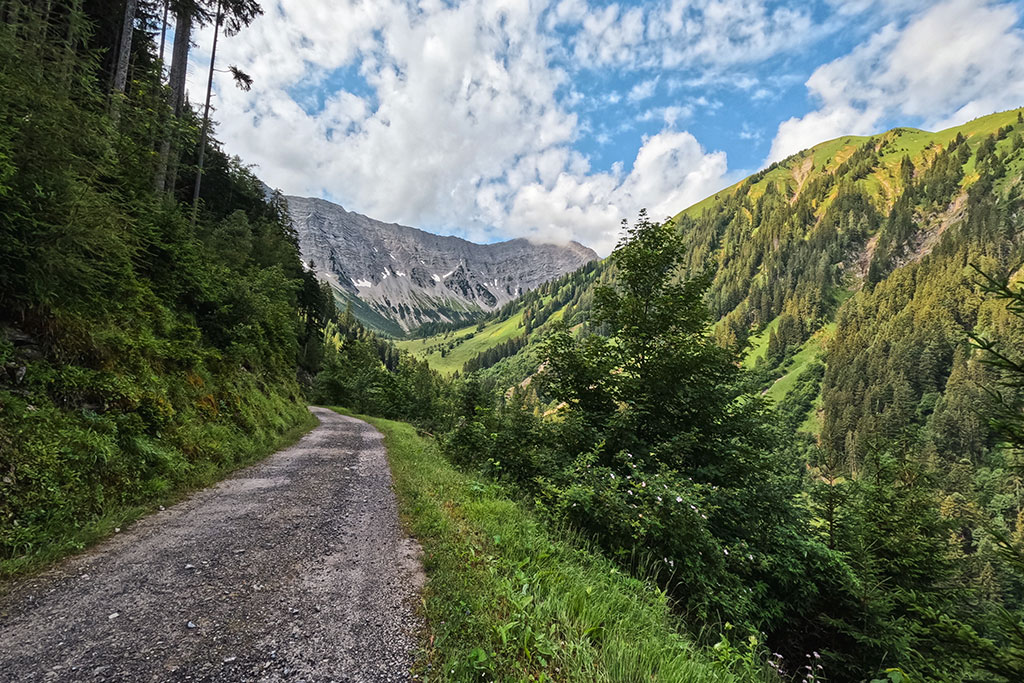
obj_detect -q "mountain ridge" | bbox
[287,195,597,335]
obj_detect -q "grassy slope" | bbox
[342,409,762,682]
[396,310,528,376]
[764,325,833,404]
[680,108,1024,221]
[741,317,781,369]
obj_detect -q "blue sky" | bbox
[191,0,1024,255]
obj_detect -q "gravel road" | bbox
[0,407,424,682]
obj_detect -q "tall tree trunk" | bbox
[110,0,138,123]
[191,0,222,225]
[154,7,192,194]
[158,0,168,68]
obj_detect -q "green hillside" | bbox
[405,108,1024,411]
[0,2,334,574]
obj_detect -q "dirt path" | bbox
[0,408,424,682]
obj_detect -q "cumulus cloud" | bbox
[501,131,730,254]
[768,0,1024,161]
[187,0,737,256]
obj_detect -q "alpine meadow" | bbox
[2,2,1024,683]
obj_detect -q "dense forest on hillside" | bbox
[0,0,349,572]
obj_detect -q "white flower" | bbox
[656,496,662,502]
[628,490,633,495]
[610,473,615,479]
[676,496,683,503]
[641,482,646,487]
[724,548,729,555]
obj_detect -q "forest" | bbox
[0,0,342,568]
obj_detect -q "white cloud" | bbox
[187,0,732,257]
[565,0,818,70]
[768,0,1024,161]
[502,131,731,254]
[627,77,659,103]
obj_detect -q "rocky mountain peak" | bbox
[286,196,598,334]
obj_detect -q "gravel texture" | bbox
[0,408,425,682]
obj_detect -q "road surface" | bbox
[0,408,424,682]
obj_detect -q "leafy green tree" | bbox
[539,212,845,652]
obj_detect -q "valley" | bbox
[4,1,1024,681]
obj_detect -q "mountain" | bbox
[401,108,1024,432]
[286,196,597,335]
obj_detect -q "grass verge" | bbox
[335,409,756,683]
[0,407,317,580]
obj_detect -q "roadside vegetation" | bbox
[0,2,331,575]
[344,411,770,683]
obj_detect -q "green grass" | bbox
[742,317,780,369]
[801,394,824,435]
[0,405,317,580]
[675,107,1024,222]
[764,324,833,404]
[340,409,765,683]
[397,311,528,375]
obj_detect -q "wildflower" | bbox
[773,653,783,659]
[813,652,820,659]
[724,548,729,555]
[628,490,633,495]
[610,473,615,479]
[656,496,662,502]
[689,504,697,511]
[701,514,707,519]
[641,482,646,487]
[676,496,683,502]
[748,554,753,561]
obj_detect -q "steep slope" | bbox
[287,196,597,335]
[403,108,1024,419]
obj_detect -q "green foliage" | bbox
[0,1,326,571]
[351,410,766,683]
[442,213,856,675]
[314,308,449,431]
